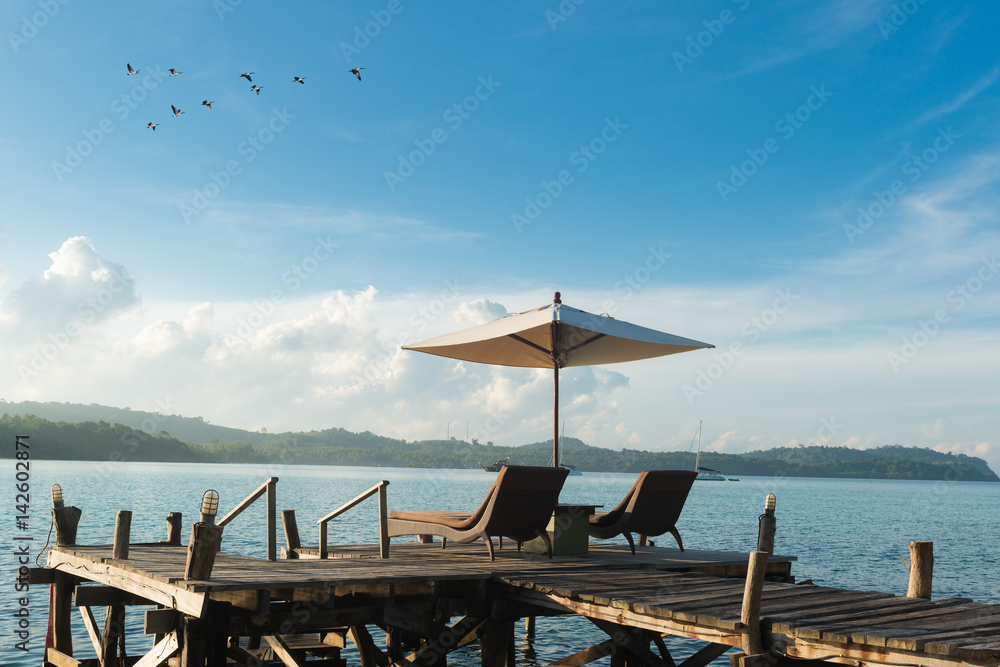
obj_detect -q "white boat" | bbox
[691,421,727,481]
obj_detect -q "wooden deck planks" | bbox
[44,543,1000,667]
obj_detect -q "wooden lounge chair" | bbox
[588,470,697,554]
[386,465,569,560]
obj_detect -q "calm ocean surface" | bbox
[3,460,998,666]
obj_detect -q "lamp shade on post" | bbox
[757,493,777,554]
[186,490,224,581]
[51,484,82,546]
[200,490,220,524]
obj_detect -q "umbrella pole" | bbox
[553,364,559,468]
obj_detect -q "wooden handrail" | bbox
[318,480,389,559]
[217,477,279,561]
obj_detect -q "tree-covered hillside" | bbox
[1,404,996,482]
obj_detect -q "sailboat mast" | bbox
[694,420,702,473]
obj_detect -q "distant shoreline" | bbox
[25,458,1000,483]
[3,403,997,483]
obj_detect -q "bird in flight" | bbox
[240,72,254,82]
[202,100,214,110]
[171,105,184,116]
[169,69,183,76]
[127,63,140,75]
[251,85,262,95]
[350,67,365,81]
[147,122,159,131]
[293,76,306,84]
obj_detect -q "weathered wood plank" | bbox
[77,606,102,658]
[144,608,178,635]
[47,548,205,617]
[132,631,179,667]
[45,647,82,667]
[264,634,308,667]
[38,539,1000,667]
[347,625,390,667]
[850,600,994,647]
[74,585,157,608]
[676,642,730,667]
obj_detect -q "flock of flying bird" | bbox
[129,63,367,131]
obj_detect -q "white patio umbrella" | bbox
[402,293,714,467]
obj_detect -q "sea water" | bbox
[2,461,998,666]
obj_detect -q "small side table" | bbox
[523,503,602,556]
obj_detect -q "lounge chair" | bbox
[386,465,569,560]
[588,470,697,554]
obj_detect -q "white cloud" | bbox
[0,236,140,339]
[450,298,508,326]
[0,236,997,477]
[933,441,993,461]
[739,0,893,73]
[909,66,1000,130]
[708,430,743,453]
[196,201,481,245]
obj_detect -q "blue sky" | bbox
[2,1,999,471]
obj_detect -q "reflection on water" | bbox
[2,461,998,666]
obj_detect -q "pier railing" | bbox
[217,476,279,560]
[317,480,390,559]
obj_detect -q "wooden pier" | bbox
[34,480,1000,667]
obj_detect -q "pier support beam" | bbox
[283,509,301,559]
[590,619,673,667]
[740,551,769,656]
[53,505,82,546]
[51,570,78,657]
[480,617,514,667]
[184,523,224,581]
[101,603,126,667]
[180,616,206,667]
[906,541,933,599]
[165,512,183,545]
[113,510,132,560]
[205,601,231,666]
[348,625,388,667]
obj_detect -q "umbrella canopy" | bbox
[403,293,714,466]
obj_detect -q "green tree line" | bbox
[2,413,996,482]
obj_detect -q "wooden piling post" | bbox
[282,509,301,559]
[184,523,224,580]
[740,550,769,655]
[101,604,126,666]
[266,478,277,561]
[180,616,206,667]
[165,512,183,545]
[481,602,516,667]
[113,510,132,560]
[906,541,934,599]
[51,571,76,656]
[53,506,82,546]
[386,626,404,662]
[525,616,536,639]
[379,481,390,559]
[205,601,231,666]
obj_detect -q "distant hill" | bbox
[0,399,271,445]
[1,400,996,482]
